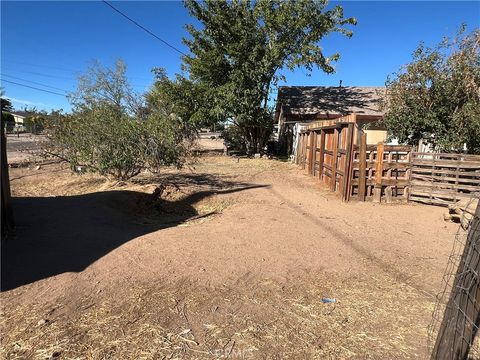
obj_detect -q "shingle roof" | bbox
[11,111,29,118]
[275,86,385,119]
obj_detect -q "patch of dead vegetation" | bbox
[1,272,433,360]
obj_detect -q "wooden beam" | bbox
[331,127,339,192]
[318,129,325,181]
[373,142,384,203]
[358,132,367,201]
[307,132,314,174]
[342,123,355,201]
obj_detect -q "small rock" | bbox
[254,153,261,159]
[37,319,49,326]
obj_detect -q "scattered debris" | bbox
[443,199,478,230]
[321,298,336,304]
[37,319,49,326]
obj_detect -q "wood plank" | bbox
[410,181,480,192]
[409,189,473,200]
[367,161,410,170]
[358,133,367,201]
[307,132,314,175]
[411,174,480,184]
[351,178,409,187]
[412,159,480,169]
[318,130,325,181]
[342,123,354,201]
[411,167,480,176]
[373,142,384,202]
[408,195,453,206]
[412,152,480,161]
[331,127,339,192]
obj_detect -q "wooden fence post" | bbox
[432,201,480,359]
[373,142,384,203]
[331,127,339,192]
[358,132,367,201]
[307,131,314,175]
[318,129,325,181]
[342,123,355,202]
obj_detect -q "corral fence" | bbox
[297,118,355,201]
[296,115,480,358]
[296,119,480,205]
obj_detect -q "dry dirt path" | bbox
[1,156,458,359]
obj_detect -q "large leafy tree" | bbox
[382,27,480,154]
[179,0,356,153]
[147,68,213,138]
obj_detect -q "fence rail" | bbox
[350,136,411,202]
[296,126,480,205]
[410,153,480,206]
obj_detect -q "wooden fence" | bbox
[298,122,354,201]
[350,134,411,202]
[409,153,480,206]
[297,126,480,205]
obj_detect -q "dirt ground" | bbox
[1,154,458,359]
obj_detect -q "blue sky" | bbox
[1,1,479,112]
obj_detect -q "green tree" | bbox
[46,60,189,180]
[1,93,13,113]
[1,90,15,131]
[147,68,214,138]
[178,0,355,153]
[382,27,480,153]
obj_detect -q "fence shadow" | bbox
[1,178,267,291]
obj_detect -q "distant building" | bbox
[10,112,28,126]
[274,86,387,155]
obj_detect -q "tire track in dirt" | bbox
[254,180,435,299]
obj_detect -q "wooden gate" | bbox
[350,136,412,202]
[299,123,354,200]
[409,152,480,206]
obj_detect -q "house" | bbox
[10,112,28,126]
[274,86,388,155]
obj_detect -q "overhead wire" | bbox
[101,0,187,56]
[1,73,70,93]
[1,79,68,97]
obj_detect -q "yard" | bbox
[1,154,458,359]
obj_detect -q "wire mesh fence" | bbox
[429,192,480,359]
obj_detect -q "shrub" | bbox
[45,60,190,180]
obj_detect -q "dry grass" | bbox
[2,156,445,359]
[1,272,433,359]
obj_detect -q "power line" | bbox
[1,79,67,97]
[3,60,153,82]
[1,59,77,73]
[102,0,187,56]
[1,73,70,93]
[2,68,75,80]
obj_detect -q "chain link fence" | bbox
[429,192,480,359]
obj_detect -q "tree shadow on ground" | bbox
[1,174,267,291]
